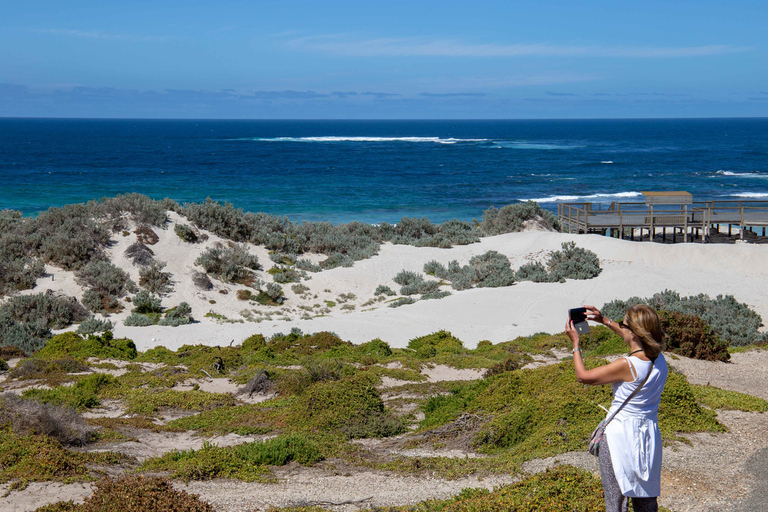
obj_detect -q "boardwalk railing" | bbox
[558,200,768,242]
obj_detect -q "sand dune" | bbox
[17,210,766,351]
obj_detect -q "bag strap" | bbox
[603,356,656,427]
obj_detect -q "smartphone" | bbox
[569,307,591,335]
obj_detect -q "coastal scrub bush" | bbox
[421,290,452,300]
[408,330,466,359]
[546,242,601,281]
[469,251,516,288]
[132,290,163,314]
[0,291,88,331]
[37,475,215,512]
[0,310,48,354]
[0,393,96,446]
[76,260,137,298]
[75,316,112,335]
[195,242,260,284]
[22,373,116,411]
[602,290,767,347]
[515,261,552,282]
[423,465,605,512]
[141,435,323,482]
[266,282,284,304]
[388,297,415,308]
[30,204,111,270]
[659,311,730,362]
[288,374,392,437]
[269,265,302,284]
[479,200,560,235]
[124,242,154,266]
[139,260,173,294]
[158,302,193,326]
[427,251,515,290]
[36,331,137,360]
[81,290,122,315]
[174,223,199,243]
[124,313,155,327]
[95,193,168,228]
[393,270,423,286]
[0,232,45,295]
[374,285,395,296]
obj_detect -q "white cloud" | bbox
[285,34,749,58]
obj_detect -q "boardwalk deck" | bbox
[558,199,768,242]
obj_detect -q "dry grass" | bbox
[0,393,96,446]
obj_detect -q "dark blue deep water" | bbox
[1,118,767,224]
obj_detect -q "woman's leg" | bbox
[631,497,658,512]
[599,436,628,512]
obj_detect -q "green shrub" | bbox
[0,230,45,295]
[278,359,354,396]
[81,289,122,314]
[124,313,155,327]
[479,201,560,235]
[429,465,604,512]
[374,285,395,296]
[75,260,137,297]
[76,317,114,335]
[139,261,173,295]
[123,389,236,415]
[408,330,466,357]
[603,290,767,347]
[546,241,601,281]
[0,427,94,482]
[388,297,416,308]
[195,242,259,284]
[174,223,199,243]
[158,302,193,327]
[141,435,323,482]
[515,261,551,282]
[30,204,110,270]
[421,290,452,300]
[288,374,387,435]
[0,292,88,331]
[132,290,163,314]
[356,338,393,358]
[0,309,48,354]
[660,311,730,362]
[39,475,214,512]
[36,331,137,360]
[22,373,116,411]
[95,193,168,228]
[469,250,515,288]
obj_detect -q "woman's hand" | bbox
[565,319,580,347]
[584,305,605,324]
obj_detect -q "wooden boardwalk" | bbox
[558,199,768,242]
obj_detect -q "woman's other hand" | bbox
[584,305,605,324]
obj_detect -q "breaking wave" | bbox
[521,192,643,203]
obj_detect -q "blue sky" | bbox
[2,0,767,118]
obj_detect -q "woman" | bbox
[566,304,668,512]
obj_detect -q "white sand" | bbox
[14,212,767,351]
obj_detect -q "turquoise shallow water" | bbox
[1,118,767,223]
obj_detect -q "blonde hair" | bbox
[625,304,666,359]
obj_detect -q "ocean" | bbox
[1,118,767,224]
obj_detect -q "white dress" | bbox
[604,354,668,497]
